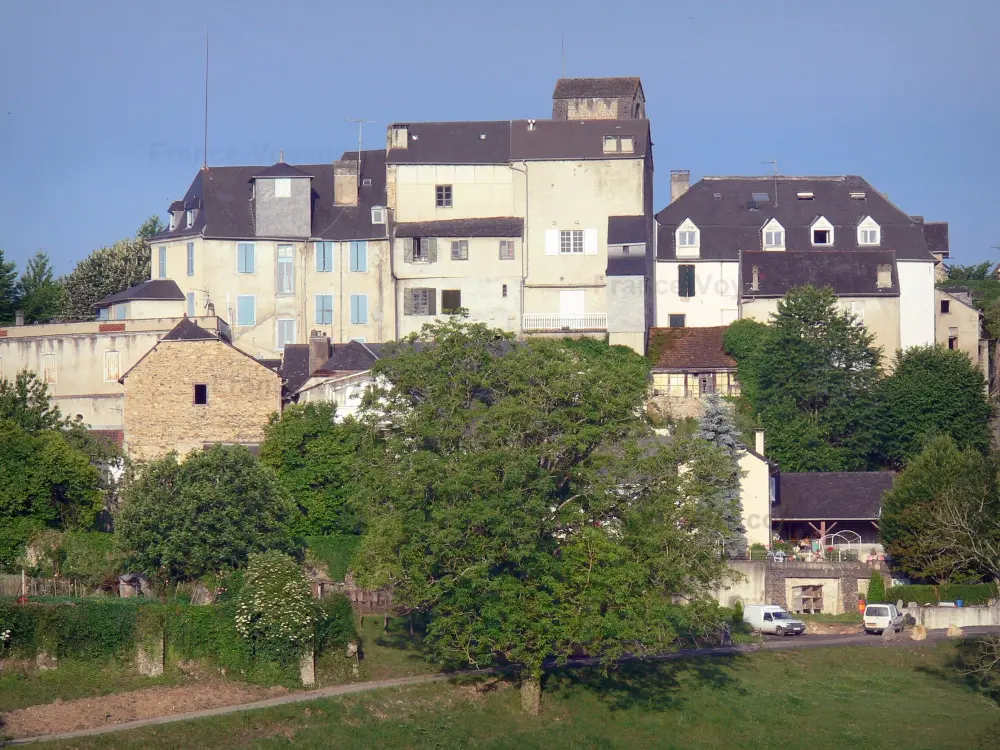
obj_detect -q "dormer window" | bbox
[675,219,700,259]
[858,216,881,246]
[811,216,834,246]
[169,213,178,231]
[274,178,291,198]
[186,209,195,229]
[762,218,785,251]
[371,206,386,225]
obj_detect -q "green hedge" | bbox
[886,583,999,606]
[0,599,139,660]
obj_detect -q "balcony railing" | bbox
[522,313,608,331]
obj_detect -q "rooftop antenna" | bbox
[202,30,209,169]
[762,159,778,206]
[346,118,377,186]
[561,33,566,78]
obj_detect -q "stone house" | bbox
[648,325,739,420]
[936,286,990,383]
[119,317,281,461]
[654,174,945,358]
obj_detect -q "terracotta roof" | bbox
[648,326,736,371]
[94,279,185,308]
[552,77,641,99]
[88,429,124,449]
[772,472,895,520]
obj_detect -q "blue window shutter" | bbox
[158,247,166,278]
[359,295,368,323]
[187,243,195,276]
[187,292,195,317]
[349,295,357,324]
[350,241,368,272]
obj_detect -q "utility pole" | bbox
[346,119,377,186]
[202,31,210,169]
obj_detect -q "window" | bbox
[811,217,834,246]
[499,240,515,260]
[764,229,784,248]
[371,206,386,224]
[435,185,452,208]
[949,328,959,350]
[603,135,619,153]
[158,246,167,279]
[668,314,686,328]
[764,613,773,622]
[796,192,814,200]
[274,178,291,198]
[313,294,333,325]
[442,289,462,313]
[941,300,951,314]
[675,219,700,258]
[194,384,208,405]
[502,284,508,298]
[621,245,631,255]
[751,265,760,292]
[276,319,296,349]
[316,242,334,272]
[450,240,469,261]
[277,244,294,294]
[699,373,716,396]
[678,231,697,246]
[559,230,584,254]
[237,242,256,273]
[362,178,372,187]
[103,350,121,382]
[350,241,368,272]
[678,265,696,298]
[237,295,256,326]
[186,242,195,275]
[97,307,110,321]
[858,217,881,246]
[405,237,437,263]
[667,374,685,398]
[876,264,892,289]
[187,292,195,318]
[169,212,178,231]
[40,353,56,384]
[751,192,769,203]
[186,209,194,228]
[404,288,436,316]
[350,294,368,324]
[115,304,128,320]
[620,136,634,153]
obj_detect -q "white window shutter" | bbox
[545,229,559,256]
[584,228,599,255]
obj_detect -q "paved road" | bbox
[5,626,1000,747]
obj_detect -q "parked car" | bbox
[743,604,806,636]
[863,603,903,635]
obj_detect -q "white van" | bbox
[863,603,903,635]
[743,604,806,636]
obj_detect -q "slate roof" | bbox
[252,162,313,179]
[394,217,523,238]
[94,279,185,308]
[772,472,895,520]
[648,326,736,371]
[607,215,647,245]
[655,176,940,262]
[384,119,651,165]
[280,344,312,396]
[152,150,388,242]
[314,341,381,375]
[552,77,642,99]
[160,317,219,342]
[742,250,898,297]
[922,221,950,258]
[606,253,647,276]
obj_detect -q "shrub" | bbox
[235,552,315,665]
[315,594,357,656]
[306,535,361,582]
[866,571,887,603]
[886,583,998,606]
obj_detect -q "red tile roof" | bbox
[88,429,124,449]
[648,326,736,371]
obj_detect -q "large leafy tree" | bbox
[697,392,747,554]
[880,435,998,582]
[354,320,734,714]
[60,217,160,320]
[17,251,65,324]
[730,286,882,472]
[875,346,992,468]
[115,445,300,583]
[259,403,365,535]
[0,248,18,324]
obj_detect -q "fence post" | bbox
[136,631,165,677]
[299,648,316,686]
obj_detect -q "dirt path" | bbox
[5,627,999,746]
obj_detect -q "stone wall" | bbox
[123,339,281,461]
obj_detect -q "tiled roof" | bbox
[772,472,895,520]
[394,217,523,238]
[648,326,736,371]
[386,121,511,165]
[252,162,313,179]
[88,429,124,449]
[151,150,388,243]
[607,215,647,245]
[742,250,898,297]
[280,344,311,396]
[94,279,185,308]
[656,176,940,262]
[552,77,641,99]
[922,221,950,258]
[314,341,381,375]
[160,317,219,342]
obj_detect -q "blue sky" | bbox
[1,0,998,273]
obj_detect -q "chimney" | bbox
[387,124,409,150]
[334,159,359,205]
[755,429,765,457]
[14,310,24,327]
[670,170,690,203]
[308,332,330,374]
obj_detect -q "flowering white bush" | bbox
[235,552,315,656]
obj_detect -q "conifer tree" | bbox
[697,393,747,554]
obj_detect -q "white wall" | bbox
[655,260,738,327]
[897,261,936,349]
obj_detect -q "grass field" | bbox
[40,643,1000,749]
